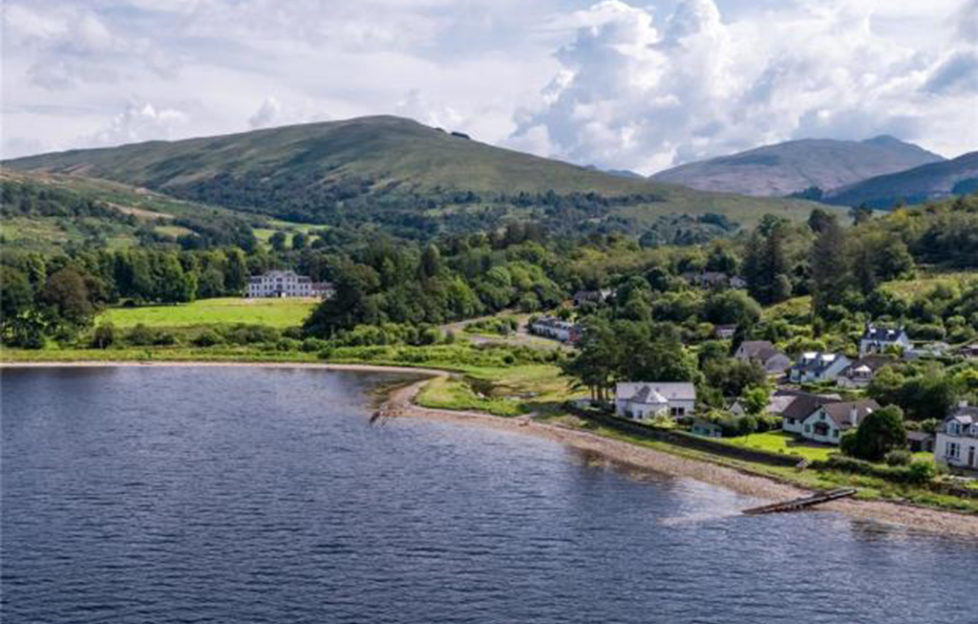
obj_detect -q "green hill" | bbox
[0,170,258,252]
[4,115,827,239]
[650,136,944,197]
[823,151,978,209]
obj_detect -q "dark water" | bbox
[2,367,976,624]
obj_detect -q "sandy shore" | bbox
[384,378,978,538]
[4,360,976,537]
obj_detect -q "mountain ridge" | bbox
[650,136,945,197]
[2,115,826,236]
[823,151,978,209]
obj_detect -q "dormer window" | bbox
[949,422,961,435]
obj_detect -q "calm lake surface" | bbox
[2,366,976,623]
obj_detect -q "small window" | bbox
[804,425,811,433]
[833,430,839,438]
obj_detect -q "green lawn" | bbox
[97,297,317,328]
[720,430,837,462]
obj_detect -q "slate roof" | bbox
[821,400,881,430]
[907,430,935,442]
[616,382,696,403]
[737,340,787,365]
[861,325,907,343]
[793,352,845,374]
[843,355,895,375]
[780,393,828,421]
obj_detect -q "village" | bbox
[523,278,978,479]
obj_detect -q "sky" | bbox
[2,0,976,174]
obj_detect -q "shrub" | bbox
[906,460,937,484]
[91,323,115,349]
[884,449,912,466]
[301,337,328,352]
[276,338,300,351]
[281,327,304,340]
[153,331,177,346]
[842,405,907,462]
[192,330,222,347]
[126,323,157,346]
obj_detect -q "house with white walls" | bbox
[788,352,851,384]
[615,382,697,421]
[795,400,881,445]
[936,403,978,471]
[859,324,910,356]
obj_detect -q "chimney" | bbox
[849,405,859,427]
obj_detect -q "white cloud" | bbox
[1,0,974,169]
[248,96,282,129]
[510,0,978,173]
[86,102,190,147]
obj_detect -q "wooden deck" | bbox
[742,488,856,515]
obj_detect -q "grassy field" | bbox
[720,431,837,462]
[415,364,580,417]
[881,270,978,297]
[98,297,317,328]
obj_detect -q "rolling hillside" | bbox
[823,151,978,209]
[650,136,944,197]
[3,115,826,239]
[0,170,259,252]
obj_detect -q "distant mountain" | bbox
[3,115,826,236]
[585,165,645,180]
[822,151,978,209]
[650,136,944,197]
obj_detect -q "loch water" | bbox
[2,366,976,623]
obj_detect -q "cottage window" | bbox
[833,430,839,438]
[946,442,960,459]
[804,425,811,433]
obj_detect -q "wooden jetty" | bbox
[742,488,856,515]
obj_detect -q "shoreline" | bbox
[4,359,977,537]
[0,360,451,377]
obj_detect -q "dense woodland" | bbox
[2,191,977,348]
[3,187,978,465]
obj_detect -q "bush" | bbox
[281,327,304,340]
[224,324,279,345]
[301,337,328,352]
[884,449,912,466]
[126,323,157,346]
[193,330,222,347]
[91,323,115,349]
[818,455,936,484]
[276,337,300,351]
[906,322,946,341]
[153,331,177,346]
[906,460,937,484]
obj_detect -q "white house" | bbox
[615,382,696,421]
[246,270,334,298]
[788,352,851,384]
[795,400,880,445]
[528,316,580,343]
[734,340,792,375]
[836,355,895,389]
[936,403,978,471]
[859,324,910,356]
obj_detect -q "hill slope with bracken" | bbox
[822,151,978,209]
[650,136,944,197]
[3,115,826,239]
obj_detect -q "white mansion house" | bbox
[246,270,334,298]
